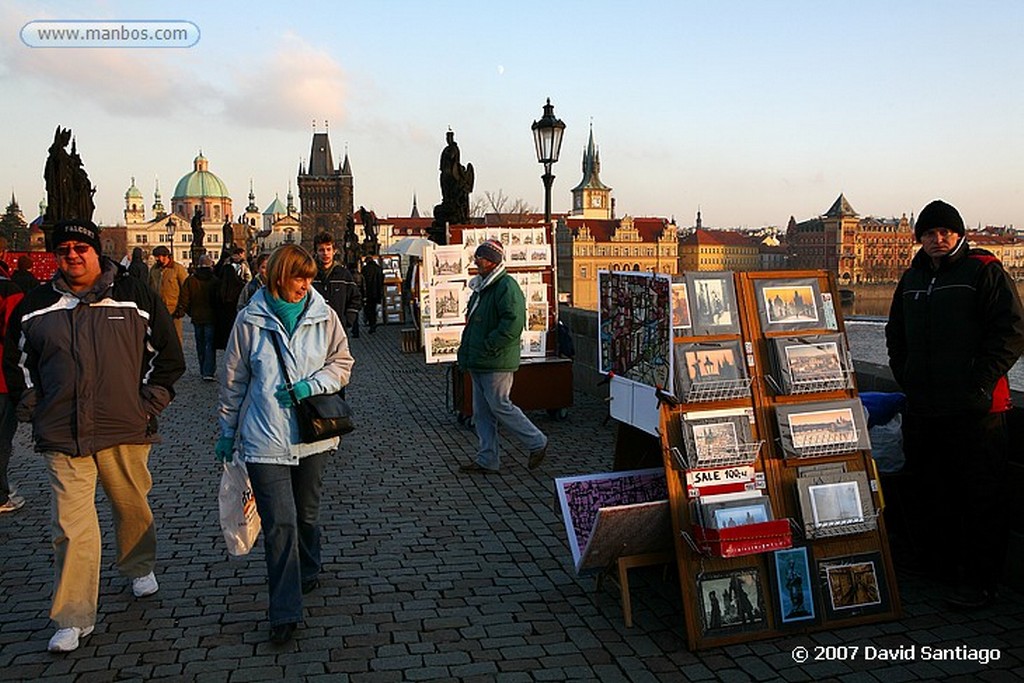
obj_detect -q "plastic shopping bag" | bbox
[218,459,261,556]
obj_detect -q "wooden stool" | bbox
[400,328,420,353]
[597,551,675,627]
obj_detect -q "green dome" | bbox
[125,177,143,200]
[173,153,230,199]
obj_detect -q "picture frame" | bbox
[526,303,548,331]
[769,334,851,394]
[772,547,816,625]
[774,399,870,458]
[817,552,890,620]
[424,244,467,283]
[671,282,691,333]
[796,469,876,537]
[672,339,748,400]
[754,278,824,332]
[685,271,740,336]
[423,325,464,364]
[427,281,467,325]
[597,270,674,391]
[520,330,546,358]
[697,568,768,636]
[700,495,773,529]
[679,407,756,465]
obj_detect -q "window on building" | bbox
[580,267,587,278]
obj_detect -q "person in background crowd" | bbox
[176,253,220,381]
[217,244,353,644]
[361,255,385,333]
[148,245,188,342]
[3,219,184,653]
[127,247,148,282]
[214,247,250,351]
[238,252,270,310]
[312,232,362,340]
[457,239,548,473]
[12,255,40,294]
[886,199,1024,610]
[0,257,23,514]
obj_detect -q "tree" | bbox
[471,189,536,224]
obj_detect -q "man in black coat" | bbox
[886,199,1024,610]
[361,255,385,333]
[312,233,362,338]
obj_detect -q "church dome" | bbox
[125,177,143,200]
[173,153,230,199]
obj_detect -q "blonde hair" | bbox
[266,244,317,298]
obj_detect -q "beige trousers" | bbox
[44,444,156,628]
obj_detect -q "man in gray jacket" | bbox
[3,220,185,653]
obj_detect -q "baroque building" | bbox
[787,194,914,283]
[297,126,353,249]
[679,228,761,272]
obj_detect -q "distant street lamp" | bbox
[531,98,566,224]
[166,217,177,261]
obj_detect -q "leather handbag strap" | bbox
[269,334,301,405]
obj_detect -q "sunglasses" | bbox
[56,244,92,257]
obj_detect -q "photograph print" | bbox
[426,244,467,283]
[773,547,816,624]
[671,282,691,332]
[776,399,871,457]
[691,421,739,462]
[788,407,858,450]
[423,325,464,364]
[686,272,739,335]
[817,552,890,620]
[673,340,747,398]
[428,282,467,324]
[772,334,849,393]
[698,568,767,636]
[755,278,822,331]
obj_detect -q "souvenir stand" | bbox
[379,254,404,325]
[661,269,900,650]
[433,222,572,421]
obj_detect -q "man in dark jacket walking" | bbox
[886,199,1024,610]
[457,239,547,473]
[176,253,219,380]
[361,255,385,333]
[3,219,185,652]
[312,232,362,338]
[0,261,23,514]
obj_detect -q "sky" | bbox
[1,0,1023,230]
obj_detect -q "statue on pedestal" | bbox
[190,206,205,267]
[430,129,474,244]
[43,126,96,248]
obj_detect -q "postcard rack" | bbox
[660,269,900,651]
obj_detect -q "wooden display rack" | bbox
[661,269,900,650]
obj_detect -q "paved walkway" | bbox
[0,324,1022,682]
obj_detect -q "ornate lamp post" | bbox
[166,217,177,261]
[531,98,566,224]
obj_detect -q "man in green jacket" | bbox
[457,239,548,473]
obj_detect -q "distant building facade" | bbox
[297,127,353,249]
[679,228,761,272]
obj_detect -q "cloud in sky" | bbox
[221,32,346,131]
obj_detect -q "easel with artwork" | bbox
[662,269,900,650]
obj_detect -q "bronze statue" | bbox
[431,129,474,244]
[222,217,233,250]
[43,126,95,229]
[191,206,205,244]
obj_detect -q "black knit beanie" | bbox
[915,200,965,241]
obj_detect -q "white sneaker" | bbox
[0,493,25,513]
[131,571,159,598]
[48,625,94,652]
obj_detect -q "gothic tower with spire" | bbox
[297,122,354,249]
[570,124,612,220]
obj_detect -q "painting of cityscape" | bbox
[755,279,823,331]
[686,272,740,335]
[698,568,768,636]
[673,340,746,397]
[775,399,871,457]
[671,282,691,332]
[425,245,466,283]
[598,271,673,391]
[423,325,463,364]
[428,282,466,324]
[789,407,858,449]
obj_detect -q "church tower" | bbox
[570,124,612,220]
[297,122,354,249]
[124,177,145,224]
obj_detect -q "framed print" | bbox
[704,496,773,529]
[774,399,870,458]
[769,334,851,394]
[680,407,756,466]
[425,244,467,283]
[817,552,890,620]
[527,244,552,266]
[520,331,546,358]
[672,340,748,400]
[671,282,691,333]
[525,284,548,306]
[686,271,740,336]
[754,278,824,332]
[526,303,548,331]
[697,568,768,636]
[796,470,876,537]
[773,547,816,624]
[427,281,467,325]
[597,271,673,391]
[507,244,530,266]
[379,254,401,279]
[423,325,463,364]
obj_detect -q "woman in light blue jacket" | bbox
[216,244,354,644]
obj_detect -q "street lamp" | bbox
[531,98,566,224]
[166,217,177,261]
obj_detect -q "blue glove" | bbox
[274,380,312,408]
[215,436,234,463]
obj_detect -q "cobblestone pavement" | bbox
[1,324,1022,682]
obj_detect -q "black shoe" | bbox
[945,586,995,610]
[301,578,319,595]
[528,445,548,470]
[459,462,497,474]
[269,622,297,644]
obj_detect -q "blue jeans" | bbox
[246,451,328,626]
[470,371,547,470]
[193,322,216,378]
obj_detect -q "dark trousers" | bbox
[0,396,15,499]
[364,299,380,331]
[901,412,1010,589]
[247,451,329,626]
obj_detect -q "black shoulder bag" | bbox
[269,333,354,442]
